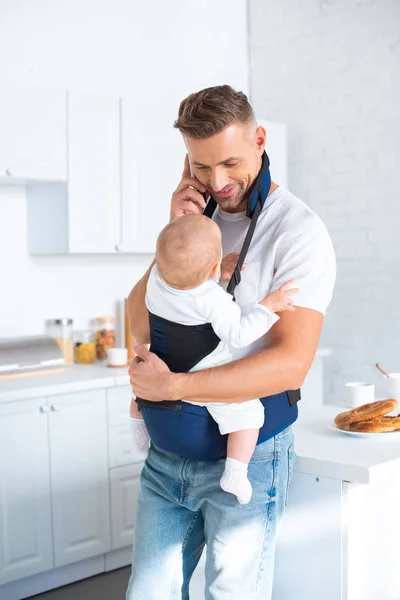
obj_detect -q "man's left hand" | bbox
[129,343,176,401]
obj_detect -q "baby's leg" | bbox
[220,429,259,504]
[130,396,150,462]
[227,428,259,463]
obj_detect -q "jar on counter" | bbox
[74,330,96,364]
[46,318,74,365]
[95,316,116,360]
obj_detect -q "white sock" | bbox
[130,417,150,462]
[220,457,252,504]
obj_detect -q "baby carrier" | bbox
[137,152,300,461]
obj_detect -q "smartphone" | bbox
[188,154,210,207]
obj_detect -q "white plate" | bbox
[328,423,400,439]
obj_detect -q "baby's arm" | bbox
[203,288,272,348]
[205,281,298,349]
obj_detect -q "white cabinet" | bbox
[272,473,343,600]
[67,91,121,253]
[120,98,185,253]
[107,386,142,550]
[0,399,52,585]
[0,83,67,182]
[27,91,121,254]
[110,464,141,550]
[48,390,110,567]
[107,386,136,467]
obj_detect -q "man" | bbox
[126,85,336,599]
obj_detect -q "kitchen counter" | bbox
[0,363,130,403]
[293,404,400,484]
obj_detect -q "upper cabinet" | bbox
[0,83,67,183]
[15,0,252,254]
[67,92,120,253]
[27,91,121,254]
[120,99,185,254]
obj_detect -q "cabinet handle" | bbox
[40,405,50,413]
[51,403,60,412]
[115,244,123,252]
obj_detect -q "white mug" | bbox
[107,347,128,367]
[344,382,375,408]
[384,373,400,402]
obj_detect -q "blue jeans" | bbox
[126,426,295,600]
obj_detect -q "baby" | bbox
[130,214,297,504]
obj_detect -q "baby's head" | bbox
[156,214,222,289]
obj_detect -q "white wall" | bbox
[248,0,400,401]
[0,0,248,339]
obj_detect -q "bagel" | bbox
[341,415,400,433]
[334,399,398,429]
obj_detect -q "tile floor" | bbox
[28,567,131,600]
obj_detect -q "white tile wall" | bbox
[248,0,400,401]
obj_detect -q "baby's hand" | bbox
[259,280,299,313]
[220,253,247,282]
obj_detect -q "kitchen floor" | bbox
[29,567,131,600]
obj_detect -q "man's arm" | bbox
[126,259,155,345]
[130,307,323,402]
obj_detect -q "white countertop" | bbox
[0,363,130,403]
[294,405,400,484]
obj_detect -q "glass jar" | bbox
[74,330,96,364]
[95,316,116,360]
[46,318,74,365]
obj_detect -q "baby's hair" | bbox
[156,215,221,289]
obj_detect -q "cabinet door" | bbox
[107,386,132,427]
[121,98,185,253]
[68,91,120,253]
[0,83,67,182]
[273,472,343,600]
[0,399,52,584]
[110,464,141,550]
[48,389,110,567]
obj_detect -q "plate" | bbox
[328,424,400,439]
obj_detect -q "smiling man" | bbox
[126,85,336,600]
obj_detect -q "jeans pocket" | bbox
[285,442,296,507]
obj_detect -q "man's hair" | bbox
[173,85,255,139]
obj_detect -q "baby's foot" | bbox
[220,457,252,504]
[129,417,150,462]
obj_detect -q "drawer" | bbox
[108,424,135,468]
[107,386,132,427]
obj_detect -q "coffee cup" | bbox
[107,347,128,367]
[344,382,375,408]
[384,373,400,402]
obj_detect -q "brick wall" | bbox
[248,0,400,401]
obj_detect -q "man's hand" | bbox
[220,253,247,282]
[170,155,208,221]
[129,343,176,401]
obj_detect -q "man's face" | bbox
[185,122,266,213]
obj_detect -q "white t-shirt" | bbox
[213,186,336,360]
